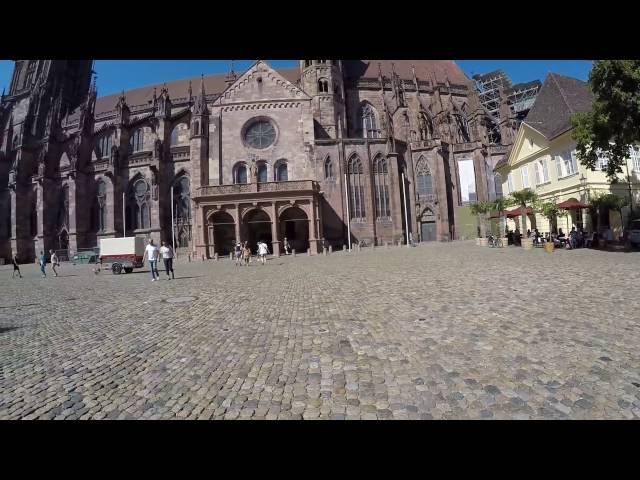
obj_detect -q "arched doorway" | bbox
[420,208,437,242]
[244,209,272,252]
[208,211,235,256]
[280,206,309,252]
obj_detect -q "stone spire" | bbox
[193,75,208,115]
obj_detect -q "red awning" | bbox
[557,199,589,210]
[505,207,534,218]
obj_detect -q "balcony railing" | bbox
[199,180,316,197]
[417,193,437,203]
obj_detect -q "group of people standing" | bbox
[234,240,270,266]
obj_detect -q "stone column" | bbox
[308,198,318,254]
[270,201,280,257]
[66,178,78,254]
[234,203,241,243]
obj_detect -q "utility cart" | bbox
[99,237,145,274]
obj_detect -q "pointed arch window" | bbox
[97,134,113,159]
[128,179,151,230]
[453,113,470,143]
[373,156,391,219]
[172,176,191,222]
[361,103,380,139]
[348,155,366,220]
[324,156,333,179]
[416,157,434,198]
[129,128,143,153]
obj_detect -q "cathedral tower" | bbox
[299,60,345,139]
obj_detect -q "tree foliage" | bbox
[571,60,640,182]
[538,198,567,222]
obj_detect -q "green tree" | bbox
[469,201,492,238]
[509,189,538,235]
[571,60,640,182]
[591,192,629,235]
[538,198,567,234]
[490,196,515,237]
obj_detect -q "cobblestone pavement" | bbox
[1,242,640,420]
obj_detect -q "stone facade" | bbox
[0,60,519,262]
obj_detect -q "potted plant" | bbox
[539,198,567,253]
[509,189,539,250]
[490,196,514,246]
[470,201,492,246]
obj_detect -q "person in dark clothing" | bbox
[12,254,22,279]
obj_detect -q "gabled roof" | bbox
[522,73,593,140]
[93,67,301,116]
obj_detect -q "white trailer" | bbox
[99,237,146,274]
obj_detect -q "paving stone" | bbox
[1,243,638,420]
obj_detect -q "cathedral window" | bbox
[173,176,191,222]
[361,103,380,139]
[234,163,248,184]
[192,120,200,137]
[257,162,268,183]
[244,119,276,149]
[275,160,288,182]
[128,179,151,230]
[129,128,144,153]
[92,180,107,232]
[97,134,113,159]
[318,79,329,93]
[373,156,391,219]
[24,61,37,88]
[324,157,333,179]
[348,155,366,220]
[317,60,327,64]
[416,157,434,198]
[304,60,312,68]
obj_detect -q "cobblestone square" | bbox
[1,242,639,420]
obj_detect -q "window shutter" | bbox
[534,161,541,185]
[542,158,549,183]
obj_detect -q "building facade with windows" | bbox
[495,73,640,237]
[0,59,520,262]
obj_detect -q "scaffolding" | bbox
[505,80,542,119]
[472,70,512,118]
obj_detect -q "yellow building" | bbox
[495,73,640,239]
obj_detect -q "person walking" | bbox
[142,238,160,281]
[12,254,22,279]
[50,250,59,277]
[160,241,175,280]
[242,241,251,267]
[257,240,269,265]
[234,241,242,266]
[38,251,47,278]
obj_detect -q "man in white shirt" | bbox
[257,240,269,265]
[160,241,175,280]
[142,238,160,281]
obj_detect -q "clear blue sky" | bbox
[0,60,593,97]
